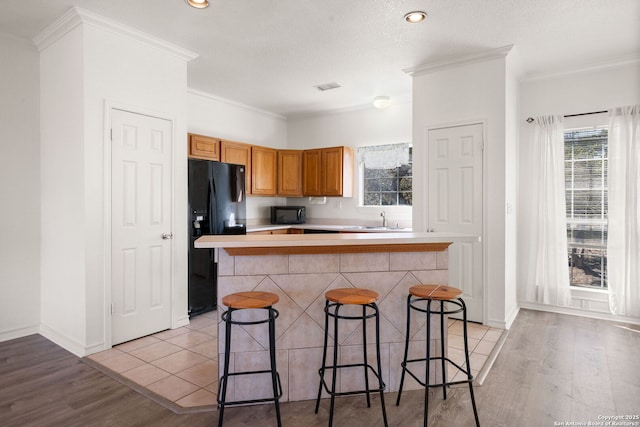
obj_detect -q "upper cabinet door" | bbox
[277,150,303,197]
[322,146,354,197]
[252,146,277,196]
[303,149,322,196]
[220,139,252,194]
[322,147,344,196]
[188,133,220,161]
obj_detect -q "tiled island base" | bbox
[216,249,450,403]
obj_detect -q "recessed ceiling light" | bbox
[186,0,209,9]
[373,96,391,109]
[404,11,427,23]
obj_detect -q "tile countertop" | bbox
[194,231,480,250]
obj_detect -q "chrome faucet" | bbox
[380,211,387,227]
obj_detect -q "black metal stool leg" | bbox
[362,304,371,408]
[439,300,447,400]
[424,300,432,427]
[315,300,330,414]
[373,303,389,427]
[328,303,341,427]
[268,307,282,427]
[460,298,480,427]
[218,308,234,427]
[396,294,412,406]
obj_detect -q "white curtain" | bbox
[356,143,411,169]
[524,115,572,305]
[607,105,640,317]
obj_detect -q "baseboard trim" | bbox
[485,305,520,330]
[475,328,509,386]
[518,301,640,326]
[0,325,40,343]
[39,324,87,357]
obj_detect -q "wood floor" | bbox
[1,309,638,426]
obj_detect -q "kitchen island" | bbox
[195,232,478,403]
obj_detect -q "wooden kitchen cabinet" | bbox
[249,228,304,235]
[249,229,289,235]
[303,146,353,197]
[220,139,252,194]
[251,145,277,196]
[188,133,220,161]
[277,150,303,196]
[302,149,323,196]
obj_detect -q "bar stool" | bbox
[314,288,388,427]
[396,284,480,426]
[217,291,282,427]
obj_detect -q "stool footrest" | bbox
[318,363,386,396]
[217,371,283,406]
[400,357,473,388]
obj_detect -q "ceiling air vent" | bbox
[314,82,341,92]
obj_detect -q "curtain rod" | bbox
[526,110,608,123]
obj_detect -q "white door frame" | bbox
[102,100,177,349]
[423,119,488,325]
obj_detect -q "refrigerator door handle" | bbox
[209,176,217,234]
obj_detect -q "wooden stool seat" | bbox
[409,284,462,301]
[325,288,379,305]
[222,291,279,309]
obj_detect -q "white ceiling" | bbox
[1,0,639,117]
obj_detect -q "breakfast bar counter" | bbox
[195,232,478,403]
[195,231,478,254]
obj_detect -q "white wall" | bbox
[412,53,518,328]
[504,52,520,328]
[517,60,640,312]
[286,102,413,227]
[0,35,41,341]
[39,25,87,352]
[187,90,289,221]
[38,10,192,355]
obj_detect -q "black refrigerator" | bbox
[188,159,247,318]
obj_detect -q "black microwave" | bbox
[271,206,306,224]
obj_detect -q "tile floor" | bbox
[87,311,219,408]
[86,313,502,410]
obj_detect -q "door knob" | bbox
[162,233,173,240]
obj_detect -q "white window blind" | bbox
[564,127,608,289]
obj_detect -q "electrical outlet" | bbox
[334,201,342,209]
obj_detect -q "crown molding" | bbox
[520,53,640,83]
[33,7,198,62]
[403,45,514,77]
[187,88,287,121]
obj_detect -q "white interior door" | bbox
[111,109,173,345]
[428,124,484,323]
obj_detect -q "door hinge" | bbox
[110,304,114,315]
[110,129,113,141]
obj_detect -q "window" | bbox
[564,127,608,289]
[359,143,412,206]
